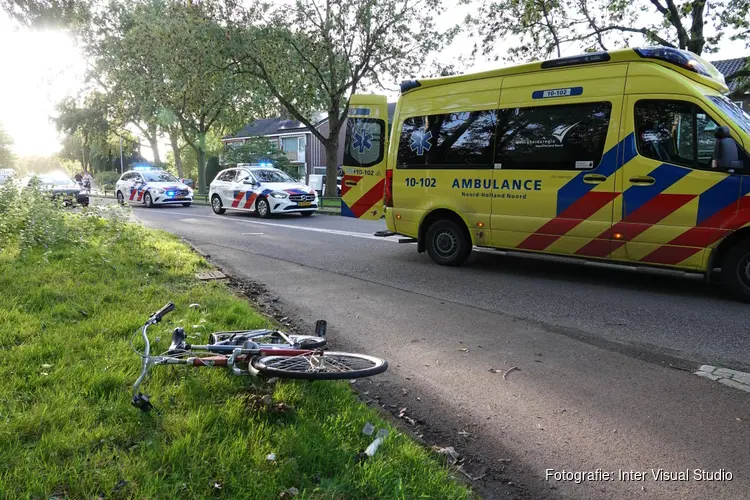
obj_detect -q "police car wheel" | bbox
[724,239,750,303]
[211,195,225,215]
[116,191,125,205]
[144,192,153,208]
[256,198,271,218]
[425,219,471,266]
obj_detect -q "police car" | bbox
[115,169,193,207]
[209,165,318,217]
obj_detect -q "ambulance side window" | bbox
[634,99,721,170]
[495,101,611,170]
[397,110,496,169]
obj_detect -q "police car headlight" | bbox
[155,188,166,194]
[271,191,288,199]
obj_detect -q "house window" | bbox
[281,137,299,152]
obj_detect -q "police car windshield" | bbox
[707,95,750,136]
[142,171,179,183]
[253,169,292,183]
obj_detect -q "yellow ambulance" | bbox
[340,47,750,301]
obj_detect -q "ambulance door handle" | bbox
[629,176,655,186]
[583,174,607,184]
[344,180,358,187]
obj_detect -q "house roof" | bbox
[710,57,749,92]
[224,103,398,141]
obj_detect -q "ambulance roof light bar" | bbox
[633,47,726,86]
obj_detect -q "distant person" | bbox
[74,172,83,183]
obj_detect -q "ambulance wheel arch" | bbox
[708,227,750,300]
[418,208,473,266]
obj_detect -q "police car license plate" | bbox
[298,201,311,207]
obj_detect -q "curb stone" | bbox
[694,365,750,394]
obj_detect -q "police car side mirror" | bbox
[242,178,256,186]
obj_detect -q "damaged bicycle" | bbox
[131,302,388,412]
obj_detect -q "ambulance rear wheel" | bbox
[723,239,750,303]
[425,219,471,266]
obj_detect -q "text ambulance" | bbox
[341,47,750,302]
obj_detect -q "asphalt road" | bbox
[131,203,750,500]
[133,204,750,369]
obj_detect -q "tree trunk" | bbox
[169,130,184,177]
[148,136,161,165]
[197,130,207,195]
[324,111,340,198]
[324,140,338,198]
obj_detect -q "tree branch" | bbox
[661,0,688,48]
[577,25,676,48]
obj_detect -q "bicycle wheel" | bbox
[252,351,387,380]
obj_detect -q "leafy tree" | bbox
[53,94,110,173]
[13,155,62,175]
[0,0,87,27]
[0,123,14,169]
[95,0,271,194]
[224,0,456,197]
[220,138,296,177]
[465,0,747,62]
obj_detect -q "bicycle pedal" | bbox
[315,320,327,337]
[132,393,154,413]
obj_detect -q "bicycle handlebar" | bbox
[150,302,175,323]
[132,302,175,411]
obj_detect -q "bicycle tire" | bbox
[252,351,387,380]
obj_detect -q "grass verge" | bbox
[0,201,468,499]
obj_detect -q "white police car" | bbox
[209,166,318,217]
[115,169,193,208]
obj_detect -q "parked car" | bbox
[0,168,16,185]
[24,172,89,207]
[209,166,318,218]
[115,169,193,208]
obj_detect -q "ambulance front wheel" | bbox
[724,239,750,303]
[425,219,472,266]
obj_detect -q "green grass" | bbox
[0,215,469,499]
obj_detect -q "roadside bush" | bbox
[0,179,129,252]
[95,170,120,186]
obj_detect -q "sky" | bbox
[0,3,746,159]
